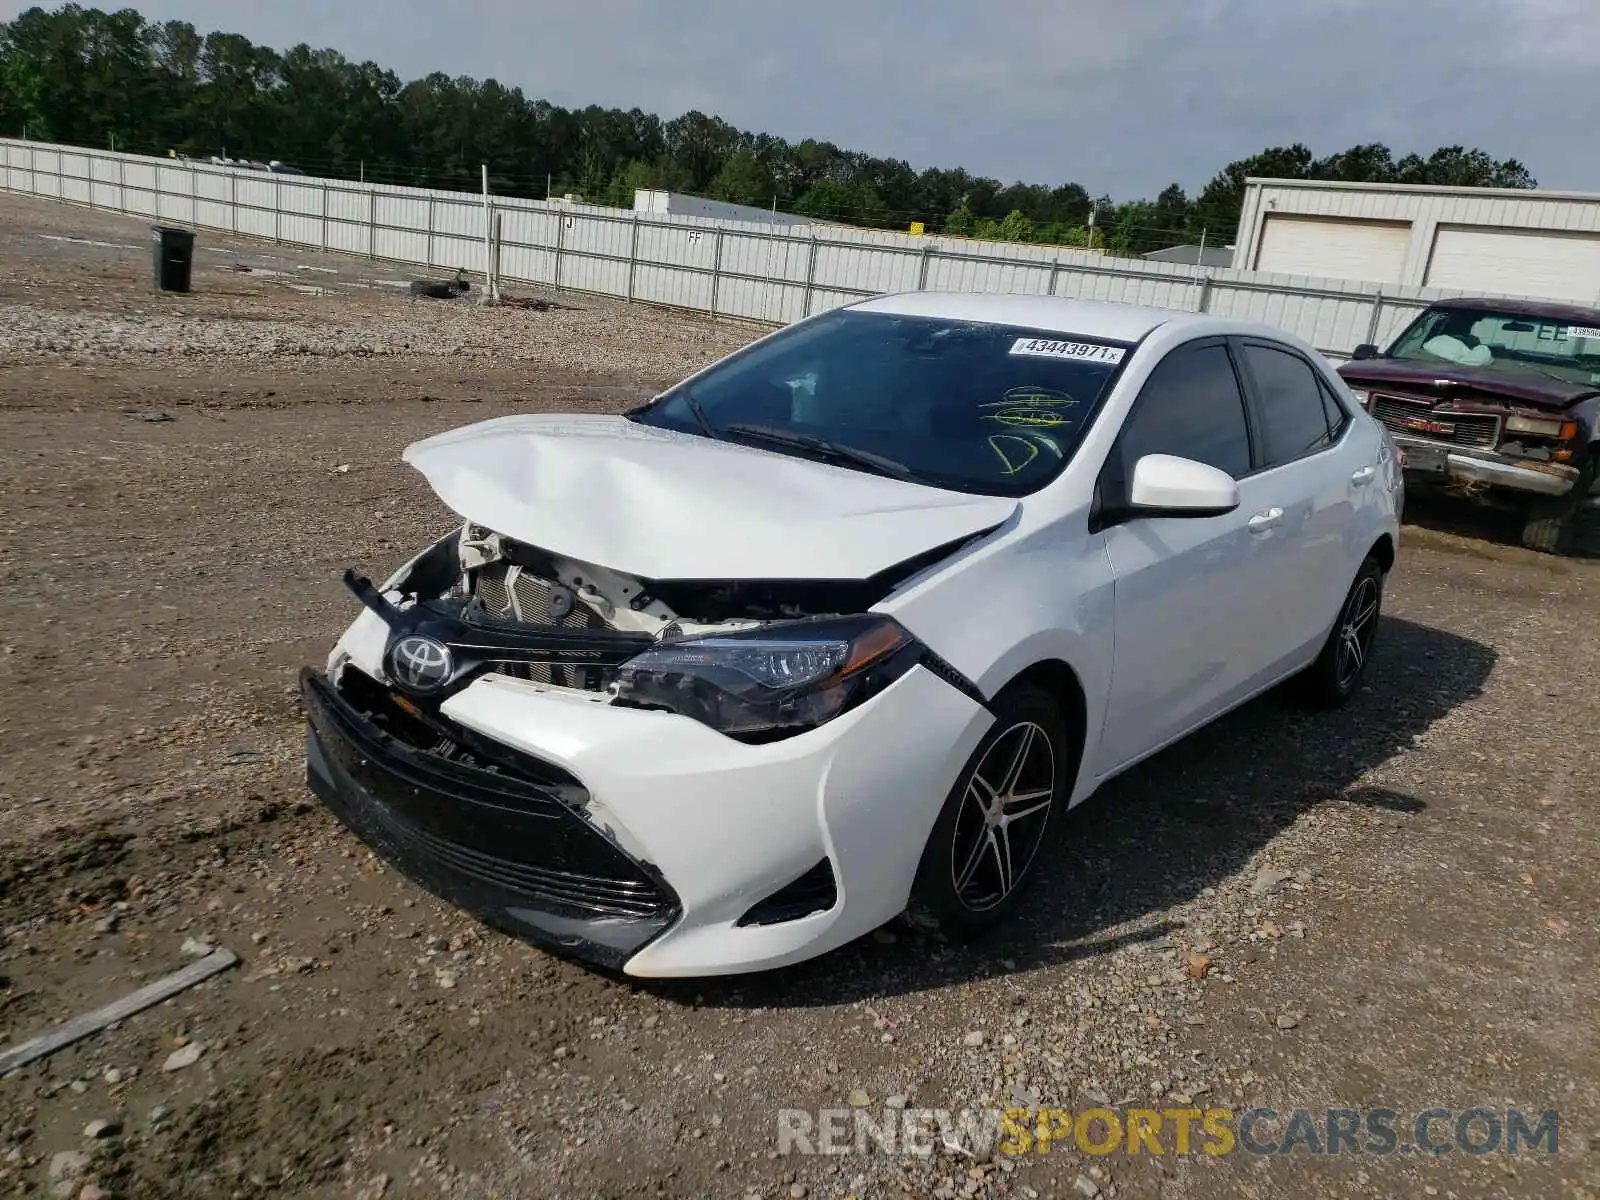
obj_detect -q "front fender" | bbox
[875,518,1115,806]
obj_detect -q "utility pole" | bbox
[1086,208,1096,251]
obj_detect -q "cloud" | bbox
[7,0,1595,195]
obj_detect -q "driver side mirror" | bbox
[1350,343,1379,360]
[1093,453,1241,531]
[1123,453,1240,520]
[1129,454,1240,517]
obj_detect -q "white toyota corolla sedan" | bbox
[300,293,1402,978]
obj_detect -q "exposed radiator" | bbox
[472,562,613,691]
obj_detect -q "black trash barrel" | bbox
[151,226,195,293]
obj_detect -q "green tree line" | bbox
[0,4,1538,255]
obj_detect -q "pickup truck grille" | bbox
[1370,394,1500,449]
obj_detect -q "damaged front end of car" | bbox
[300,520,992,970]
[328,522,978,739]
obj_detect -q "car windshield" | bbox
[628,309,1132,496]
[1386,305,1600,386]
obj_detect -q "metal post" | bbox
[492,211,503,297]
[553,207,566,289]
[321,179,329,250]
[709,228,725,318]
[1086,209,1096,252]
[230,168,237,234]
[367,187,376,259]
[713,230,732,320]
[1195,275,1213,313]
[916,243,933,290]
[273,175,281,242]
[802,232,819,317]
[1364,288,1385,345]
[481,165,494,300]
[118,154,125,210]
[426,196,435,268]
[1047,256,1061,297]
[626,210,640,302]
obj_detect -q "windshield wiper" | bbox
[679,389,722,440]
[722,423,916,480]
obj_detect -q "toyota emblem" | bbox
[389,635,453,692]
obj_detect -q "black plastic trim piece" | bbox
[917,647,991,709]
[736,858,838,926]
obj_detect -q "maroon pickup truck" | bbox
[1338,297,1600,552]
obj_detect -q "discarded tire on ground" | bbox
[409,280,461,300]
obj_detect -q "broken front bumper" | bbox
[300,668,680,970]
[1394,435,1580,498]
[302,642,991,977]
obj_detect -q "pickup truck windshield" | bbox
[1388,305,1600,386]
[628,310,1131,496]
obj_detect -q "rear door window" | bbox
[1241,342,1338,468]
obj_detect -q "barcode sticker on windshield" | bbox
[1009,337,1126,364]
[1567,326,1600,340]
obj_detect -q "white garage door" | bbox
[1424,226,1600,304]
[1253,215,1411,284]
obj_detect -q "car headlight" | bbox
[1349,387,1372,409]
[611,615,919,741]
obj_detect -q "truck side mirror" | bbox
[1351,343,1379,360]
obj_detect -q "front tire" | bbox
[1520,457,1596,555]
[908,685,1073,938]
[1297,555,1384,709]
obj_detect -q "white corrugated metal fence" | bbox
[2,137,1554,359]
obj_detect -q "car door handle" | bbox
[1350,465,1376,486]
[1247,507,1284,533]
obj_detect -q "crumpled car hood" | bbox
[402,414,1018,581]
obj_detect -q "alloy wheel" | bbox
[948,720,1056,912]
[1336,575,1381,691]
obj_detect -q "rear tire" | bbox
[907,685,1074,939]
[1297,555,1384,709]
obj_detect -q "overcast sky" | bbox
[7,0,1596,197]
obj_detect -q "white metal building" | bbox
[1232,178,1600,304]
[633,189,814,227]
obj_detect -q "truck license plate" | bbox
[1400,443,1448,474]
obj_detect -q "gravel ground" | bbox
[1,195,1597,1200]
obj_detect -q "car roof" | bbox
[850,292,1194,343]
[1427,295,1600,324]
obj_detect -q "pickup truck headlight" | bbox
[1504,415,1577,440]
[1349,388,1372,409]
[611,615,918,741]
